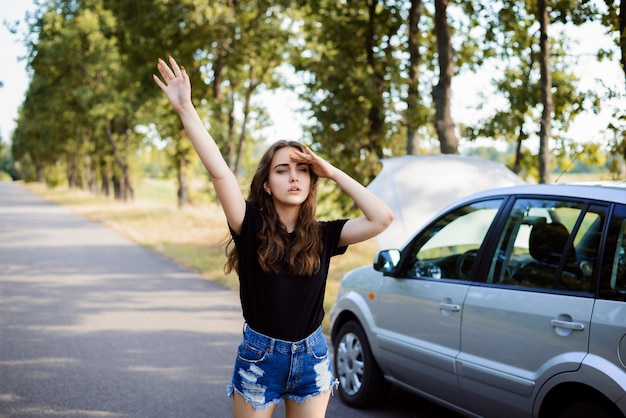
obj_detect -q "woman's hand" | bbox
[289,146,337,180]
[153,56,192,113]
[290,147,393,247]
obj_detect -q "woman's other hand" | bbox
[153,56,192,113]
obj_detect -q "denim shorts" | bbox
[227,324,337,410]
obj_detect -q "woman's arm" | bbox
[153,56,246,233]
[290,147,393,247]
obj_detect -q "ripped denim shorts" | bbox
[227,324,337,411]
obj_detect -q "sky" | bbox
[1,1,623,148]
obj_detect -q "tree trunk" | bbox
[99,159,110,197]
[406,0,423,155]
[105,120,134,201]
[176,154,189,208]
[514,48,535,174]
[619,0,626,87]
[213,0,239,173]
[35,157,45,184]
[432,0,459,154]
[67,155,77,188]
[538,0,553,184]
[84,150,96,194]
[234,68,256,176]
[513,124,526,175]
[366,0,384,160]
[112,174,121,200]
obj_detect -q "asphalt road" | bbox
[0,181,462,418]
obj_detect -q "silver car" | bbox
[330,183,626,418]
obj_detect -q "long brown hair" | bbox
[225,140,323,276]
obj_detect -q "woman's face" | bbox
[264,146,312,208]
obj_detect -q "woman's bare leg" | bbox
[232,392,277,418]
[284,391,331,418]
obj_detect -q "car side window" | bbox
[488,198,605,293]
[599,204,626,301]
[403,199,504,281]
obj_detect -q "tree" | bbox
[432,0,459,154]
[405,0,426,155]
[292,0,494,172]
[10,0,623,197]
[602,0,626,178]
[539,0,602,182]
[106,0,292,207]
[536,0,553,183]
[12,0,138,199]
[291,0,407,188]
[104,0,208,205]
[601,0,625,87]
[616,0,625,175]
[12,76,59,183]
[462,0,603,182]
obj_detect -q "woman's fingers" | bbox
[156,56,183,84]
[152,73,166,89]
[157,58,173,80]
[289,146,335,178]
[168,56,183,77]
[290,147,313,162]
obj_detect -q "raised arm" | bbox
[153,56,246,233]
[290,147,393,247]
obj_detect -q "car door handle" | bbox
[439,302,461,312]
[550,319,584,331]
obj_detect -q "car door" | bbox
[456,197,606,418]
[376,198,505,405]
[591,204,626,406]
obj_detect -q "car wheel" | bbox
[559,402,617,418]
[334,320,388,408]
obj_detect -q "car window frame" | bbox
[473,194,610,298]
[598,203,626,301]
[392,196,509,284]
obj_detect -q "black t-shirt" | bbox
[231,201,348,341]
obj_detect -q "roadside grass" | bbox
[23,179,379,333]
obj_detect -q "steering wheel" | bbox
[456,249,479,280]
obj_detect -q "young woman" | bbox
[153,56,393,418]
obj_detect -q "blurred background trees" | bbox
[3,0,625,206]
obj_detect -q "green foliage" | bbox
[459,0,614,183]
[0,137,19,180]
[11,0,138,194]
[290,0,410,185]
[108,0,294,204]
[607,110,626,178]
[465,146,510,165]
[7,0,622,201]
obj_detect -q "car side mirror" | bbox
[374,249,401,274]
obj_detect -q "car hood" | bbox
[367,154,525,249]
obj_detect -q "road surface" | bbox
[0,181,461,418]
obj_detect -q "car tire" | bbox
[559,402,617,418]
[334,320,388,408]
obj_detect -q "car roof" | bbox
[455,181,626,206]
